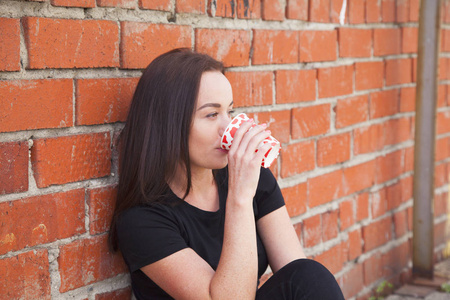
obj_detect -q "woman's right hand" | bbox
[226,119,272,203]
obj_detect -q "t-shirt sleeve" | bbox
[254,167,285,220]
[116,204,188,273]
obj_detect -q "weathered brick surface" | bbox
[225,71,273,107]
[0,79,73,133]
[0,141,28,195]
[98,0,136,8]
[318,65,353,98]
[0,18,20,71]
[58,235,127,292]
[51,0,96,7]
[31,133,112,188]
[0,190,85,255]
[76,78,139,125]
[196,29,251,67]
[0,250,51,299]
[275,70,316,103]
[252,30,299,65]
[291,104,330,139]
[88,185,118,234]
[23,17,119,69]
[120,22,192,69]
[299,30,337,62]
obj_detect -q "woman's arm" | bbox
[257,206,306,273]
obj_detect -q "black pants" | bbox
[256,259,345,300]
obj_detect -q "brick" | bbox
[385,58,412,86]
[0,190,85,255]
[400,87,416,112]
[275,69,316,103]
[0,141,28,195]
[31,133,111,188]
[237,0,261,18]
[96,287,132,300]
[330,0,343,23]
[308,170,344,207]
[376,149,403,184]
[366,0,380,23]
[409,0,419,21]
[338,28,371,57]
[322,210,339,241]
[402,27,418,53]
[343,160,376,196]
[196,29,251,67]
[318,65,353,98]
[356,193,369,221]
[252,30,298,65]
[249,110,291,143]
[353,123,384,155]
[435,220,447,247]
[362,217,392,252]
[176,0,205,13]
[348,229,362,260]
[317,133,351,167]
[282,183,307,217]
[51,0,96,7]
[291,104,330,139]
[355,61,384,91]
[437,111,450,135]
[339,264,364,299]
[394,209,408,238]
[286,0,308,20]
[302,214,321,247]
[396,0,409,23]
[374,28,401,56]
[315,242,348,274]
[370,89,399,119]
[262,0,284,20]
[0,250,50,299]
[59,235,127,292]
[348,0,365,24]
[335,94,369,128]
[23,17,119,69]
[76,78,139,125]
[139,0,172,10]
[280,141,315,178]
[225,71,272,107]
[88,185,117,235]
[435,163,447,188]
[363,252,383,285]
[371,189,388,218]
[98,0,135,8]
[435,137,450,162]
[438,84,447,108]
[0,79,73,133]
[299,30,337,62]
[382,242,410,277]
[309,0,330,22]
[121,22,191,69]
[435,192,448,217]
[381,0,395,22]
[208,0,235,17]
[384,117,413,146]
[339,199,354,230]
[0,18,20,71]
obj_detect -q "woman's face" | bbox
[188,71,234,172]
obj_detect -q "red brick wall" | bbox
[0,0,449,299]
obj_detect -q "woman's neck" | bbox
[169,165,219,212]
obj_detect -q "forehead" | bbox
[196,71,233,106]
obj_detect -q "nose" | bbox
[218,114,232,137]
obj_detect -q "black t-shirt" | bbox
[116,167,285,299]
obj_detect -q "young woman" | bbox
[109,48,345,300]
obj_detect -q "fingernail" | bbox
[261,123,267,127]
[266,130,271,134]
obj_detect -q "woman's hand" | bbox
[227,119,272,202]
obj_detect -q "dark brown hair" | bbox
[109,48,224,250]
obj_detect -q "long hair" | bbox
[109,48,224,250]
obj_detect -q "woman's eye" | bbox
[207,112,218,118]
[228,110,235,116]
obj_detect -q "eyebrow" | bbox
[197,101,234,111]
